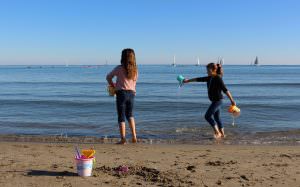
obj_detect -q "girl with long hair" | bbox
[183,63,236,138]
[106,48,138,144]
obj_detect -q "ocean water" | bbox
[0,65,299,143]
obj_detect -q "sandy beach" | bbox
[0,136,299,187]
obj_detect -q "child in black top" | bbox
[183,63,236,138]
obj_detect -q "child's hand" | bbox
[231,101,236,106]
[183,79,189,83]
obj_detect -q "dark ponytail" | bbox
[216,64,223,76]
[206,62,223,76]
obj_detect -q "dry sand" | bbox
[0,139,299,187]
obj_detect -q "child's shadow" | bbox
[27,170,77,176]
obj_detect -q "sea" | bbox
[0,65,299,144]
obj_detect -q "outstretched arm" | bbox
[183,78,199,83]
[183,77,208,83]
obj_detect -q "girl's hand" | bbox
[231,101,236,106]
[183,79,189,83]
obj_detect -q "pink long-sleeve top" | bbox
[106,65,138,92]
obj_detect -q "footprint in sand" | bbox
[186,165,196,172]
[279,154,292,159]
[240,175,249,181]
[206,160,237,166]
[225,176,235,180]
[216,180,222,185]
[63,183,72,187]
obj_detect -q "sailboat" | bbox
[172,55,176,67]
[217,56,224,65]
[219,57,224,65]
[196,57,200,66]
[254,56,259,66]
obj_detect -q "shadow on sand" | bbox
[27,170,77,176]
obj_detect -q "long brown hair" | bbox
[206,62,217,71]
[121,48,137,79]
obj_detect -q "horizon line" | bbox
[0,64,299,66]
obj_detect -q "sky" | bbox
[0,0,299,65]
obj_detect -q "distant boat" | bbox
[105,58,108,65]
[196,57,200,66]
[219,58,224,65]
[217,56,224,65]
[253,56,259,66]
[171,55,176,67]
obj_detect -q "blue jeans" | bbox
[205,100,224,129]
[116,90,135,123]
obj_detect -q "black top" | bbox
[196,75,228,101]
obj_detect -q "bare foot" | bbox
[116,138,126,145]
[219,128,226,138]
[214,133,222,139]
[132,137,137,143]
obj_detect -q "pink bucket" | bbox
[75,156,95,177]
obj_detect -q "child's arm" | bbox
[106,69,116,87]
[218,76,236,106]
[183,78,197,83]
[183,77,208,83]
[225,91,236,106]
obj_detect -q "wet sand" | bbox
[0,136,299,187]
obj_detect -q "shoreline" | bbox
[0,130,299,145]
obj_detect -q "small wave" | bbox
[228,82,300,87]
[0,81,102,86]
[0,81,299,88]
[0,99,113,108]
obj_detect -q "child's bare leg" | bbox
[213,125,222,139]
[118,122,126,144]
[128,117,137,143]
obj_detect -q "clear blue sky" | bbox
[0,0,299,65]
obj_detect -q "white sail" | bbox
[216,56,224,65]
[220,57,224,65]
[196,57,200,66]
